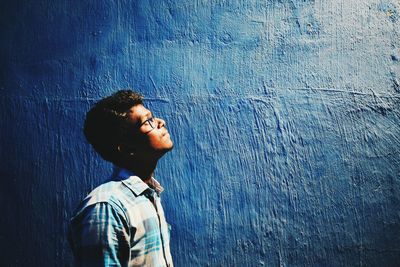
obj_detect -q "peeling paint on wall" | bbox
[1,0,400,266]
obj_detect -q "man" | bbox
[69,90,174,267]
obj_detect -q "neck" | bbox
[122,158,158,183]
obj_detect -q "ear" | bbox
[117,144,129,154]
[118,144,136,156]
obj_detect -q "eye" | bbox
[138,116,156,132]
[144,117,155,128]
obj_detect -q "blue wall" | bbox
[1,0,400,266]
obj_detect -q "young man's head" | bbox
[84,90,173,166]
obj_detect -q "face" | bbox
[126,104,173,159]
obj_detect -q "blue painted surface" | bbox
[1,0,400,266]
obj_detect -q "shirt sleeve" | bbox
[69,202,131,267]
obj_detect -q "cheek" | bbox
[146,132,164,149]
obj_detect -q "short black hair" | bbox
[83,90,143,164]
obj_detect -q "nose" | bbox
[156,118,166,128]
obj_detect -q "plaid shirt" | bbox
[69,169,173,267]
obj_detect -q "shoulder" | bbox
[70,180,132,223]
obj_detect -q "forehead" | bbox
[126,104,151,123]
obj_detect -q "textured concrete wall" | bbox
[1,0,400,266]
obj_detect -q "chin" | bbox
[167,142,174,151]
[156,142,174,156]
[164,136,174,150]
[164,141,174,152]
